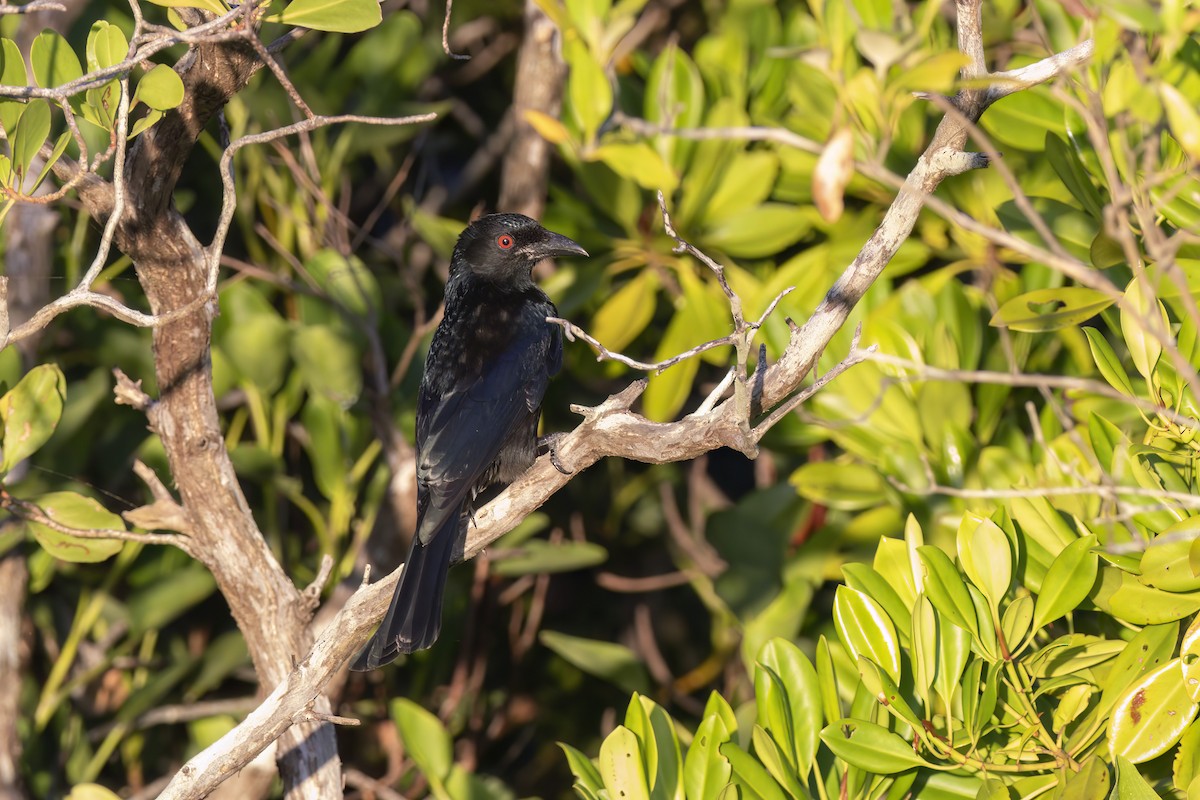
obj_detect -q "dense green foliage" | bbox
[2,0,1200,797]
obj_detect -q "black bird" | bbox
[352,213,587,670]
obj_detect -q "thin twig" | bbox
[442,0,470,60]
[752,327,873,438]
[0,0,67,12]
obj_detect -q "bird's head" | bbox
[451,213,588,287]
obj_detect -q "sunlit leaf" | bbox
[30,30,82,89]
[133,64,184,111]
[990,287,1114,332]
[1109,660,1199,764]
[25,491,124,563]
[540,630,650,694]
[0,363,65,473]
[819,719,929,773]
[1032,535,1097,632]
[391,698,453,782]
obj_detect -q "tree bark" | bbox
[70,34,347,800]
[0,548,28,800]
[498,0,565,219]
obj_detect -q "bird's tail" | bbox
[351,512,459,671]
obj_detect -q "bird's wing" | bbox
[414,311,558,542]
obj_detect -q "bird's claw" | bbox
[538,433,573,475]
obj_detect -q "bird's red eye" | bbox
[497,234,514,250]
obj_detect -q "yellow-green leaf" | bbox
[0,363,65,473]
[524,109,571,145]
[990,287,1114,332]
[274,0,382,32]
[1161,82,1200,162]
[1109,658,1199,764]
[1120,277,1169,384]
[590,270,658,353]
[133,64,184,112]
[26,490,124,563]
[30,30,82,89]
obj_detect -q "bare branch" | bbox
[548,316,737,372]
[864,351,1198,431]
[442,0,470,60]
[0,0,67,13]
[4,493,194,555]
[986,40,1095,101]
[207,112,438,295]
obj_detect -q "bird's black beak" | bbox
[529,230,588,261]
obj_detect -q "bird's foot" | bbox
[538,432,573,475]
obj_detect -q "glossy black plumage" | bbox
[351,213,587,670]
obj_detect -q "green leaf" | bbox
[273,0,382,32]
[591,142,678,192]
[540,630,650,694]
[641,313,701,422]
[935,604,972,712]
[625,694,683,800]
[126,564,217,632]
[142,0,228,16]
[524,109,572,145]
[1084,328,1135,396]
[990,287,1114,332]
[790,462,887,510]
[856,656,923,732]
[304,249,382,317]
[30,30,82,89]
[819,719,929,773]
[133,64,184,112]
[976,777,1012,800]
[0,363,65,473]
[9,99,50,186]
[391,698,453,784]
[1045,132,1104,219]
[1092,567,1200,625]
[719,740,787,800]
[86,21,128,71]
[917,546,978,638]
[1121,277,1169,384]
[683,714,732,800]
[1032,535,1097,631]
[753,664,795,773]
[1110,660,1199,763]
[834,586,901,683]
[25,491,124,563]
[703,203,814,259]
[1161,83,1200,162]
[560,742,604,795]
[644,43,704,173]
[1113,754,1161,800]
[749,726,808,799]
[31,130,71,194]
[223,312,291,395]
[490,540,608,577]
[701,152,780,225]
[590,270,659,353]
[956,513,1011,614]
[889,51,969,94]
[1057,757,1110,800]
[565,39,611,143]
[599,726,651,800]
[0,38,28,135]
[291,324,362,408]
[842,563,911,648]
[128,109,163,139]
[1097,622,1180,718]
[1140,518,1200,591]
